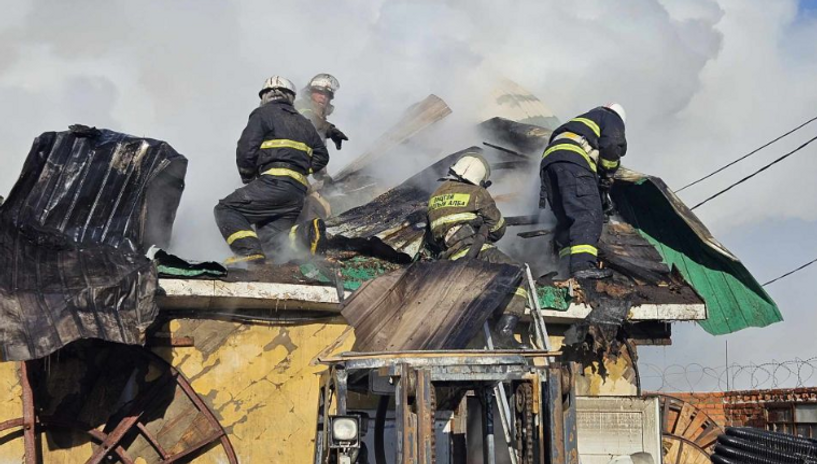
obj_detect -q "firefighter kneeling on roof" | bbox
[427,153,530,349]
[214,76,331,267]
[540,103,628,280]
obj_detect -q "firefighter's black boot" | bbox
[492,314,526,349]
[571,267,613,280]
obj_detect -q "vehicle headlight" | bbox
[332,417,358,441]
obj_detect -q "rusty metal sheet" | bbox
[0,126,186,361]
[341,260,523,352]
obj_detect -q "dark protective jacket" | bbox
[236,100,329,182]
[294,98,333,140]
[427,180,507,255]
[543,106,627,175]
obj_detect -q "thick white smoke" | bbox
[2,0,817,382]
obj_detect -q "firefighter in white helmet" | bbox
[540,103,627,280]
[295,73,348,150]
[213,76,330,267]
[427,152,530,348]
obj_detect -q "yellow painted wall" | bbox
[158,320,354,464]
[0,362,24,464]
[0,323,635,463]
[0,321,354,464]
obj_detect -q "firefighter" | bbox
[539,103,627,280]
[295,73,348,150]
[214,76,330,266]
[427,153,529,348]
[294,73,347,223]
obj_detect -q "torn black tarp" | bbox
[341,259,523,351]
[0,126,187,361]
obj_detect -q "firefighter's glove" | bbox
[327,125,348,150]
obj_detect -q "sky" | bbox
[1,0,816,391]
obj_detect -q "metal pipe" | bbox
[482,388,496,464]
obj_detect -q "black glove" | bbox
[327,125,348,150]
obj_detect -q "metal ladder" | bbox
[483,263,552,464]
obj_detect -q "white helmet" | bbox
[259,76,297,99]
[605,102,626,124]
[450,153,491,187]
[307,73,340,97]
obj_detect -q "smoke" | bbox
[1,0,817,387]
[0,0,815,259]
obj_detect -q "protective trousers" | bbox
[214,176,306,261]
[449,244,528,317]
[541,162,603,273]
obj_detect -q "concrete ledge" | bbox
[540,302,706,323]
[159,278,707,323]
[158,278,350,312]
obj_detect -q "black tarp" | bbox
[0,126,187,361]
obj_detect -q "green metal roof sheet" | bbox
[613,171,782,335]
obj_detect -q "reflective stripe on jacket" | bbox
[427,180,506,253]
[543,106,626,174]
[236,100,329,182]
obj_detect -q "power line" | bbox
[691,134,817,210]
[676,114,817,193]
[763,257,817,287]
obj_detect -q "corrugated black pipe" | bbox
[718,435,805,462]
[711,454,743,464]
[726,427,817,458]
[714,443,799,464]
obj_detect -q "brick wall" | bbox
[657,387,817,428]
[670,392,727,426]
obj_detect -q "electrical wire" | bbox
[676,114,817,193]
[762,257,817,287]
[691,134,817,210]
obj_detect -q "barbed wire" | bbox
[641,357,817,392]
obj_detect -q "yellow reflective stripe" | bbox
[489,217,505,233]
[429,193,471,210]
[513,286,528,299]
[559,245,598,257]
[261,167,309,187]
[289,225,299,249]
[430,212,478,231]
[310,219,321,255]
[449,244,495,261]
[559,247,571,258]
[260,139,313,157]
[224,253,265,264]
[226,230,258,245]
[600,158,620,170]
[542,143,597,173]
[570,117,601,137]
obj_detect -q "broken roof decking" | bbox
[612,170,782,335]
[342,260,523,351]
